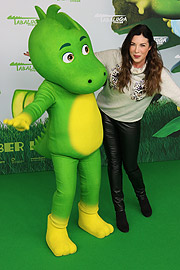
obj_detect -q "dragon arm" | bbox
[22,80,56,122]
[4,80,55,131]
[4,112,32,131]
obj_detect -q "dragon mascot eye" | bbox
[63,52,74,63]
[82,44,89,55]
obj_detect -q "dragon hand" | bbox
[4,112,32,131]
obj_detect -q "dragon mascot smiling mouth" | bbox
[4,5,114,256]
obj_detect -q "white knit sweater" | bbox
[95,49,180,122]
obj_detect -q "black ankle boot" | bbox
[116,210,129,232]
[135,189,152,217]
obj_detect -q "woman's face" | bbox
[129,34,151,68]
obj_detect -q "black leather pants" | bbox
[100,110,145,212]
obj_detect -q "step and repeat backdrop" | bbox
[0,0,180,174]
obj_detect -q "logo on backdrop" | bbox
[95,14,127,24]
[10,52,35,72]
[10,62,35,72]
[7,16,37,26]
[154,36,169,47]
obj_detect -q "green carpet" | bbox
[0,160,180,270]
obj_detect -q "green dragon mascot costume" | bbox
[4,5,114,256]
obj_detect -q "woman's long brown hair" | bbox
[118,24,163,96]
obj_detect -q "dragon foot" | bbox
[46,215,77,256]
[78,203,114,238]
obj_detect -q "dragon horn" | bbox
[35,6,46,20]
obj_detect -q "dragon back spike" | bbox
[46,4,80,30]
[57,12,80,30]
[35,6,46,21]
[47,4,61,18]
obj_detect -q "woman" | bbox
[95,24,180,232]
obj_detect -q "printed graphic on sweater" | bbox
[109,64,120,90]
[131,80,146,101]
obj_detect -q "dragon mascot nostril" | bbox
[4,4,113,256]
